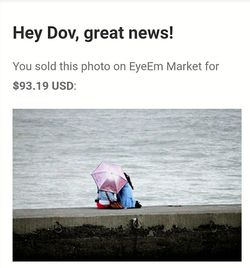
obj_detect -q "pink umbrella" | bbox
[91,162,127,193]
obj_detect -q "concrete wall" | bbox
[13,205,241,261]
[13,205,241,234]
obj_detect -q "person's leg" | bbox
[96,202,110,209]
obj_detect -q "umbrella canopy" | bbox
[91,162,127,193]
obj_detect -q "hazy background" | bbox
[13,109,241,208]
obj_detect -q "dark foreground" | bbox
[13,222,241,261]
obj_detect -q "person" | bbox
[95,190,117,209]
[117,172,142,209]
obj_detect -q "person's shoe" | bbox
[135,200,142,208]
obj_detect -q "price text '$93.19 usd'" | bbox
[13,81,77,91]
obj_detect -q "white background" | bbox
[0,0,249,266]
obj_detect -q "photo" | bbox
[13,109,241,261]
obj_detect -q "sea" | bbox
[13,109,241,209]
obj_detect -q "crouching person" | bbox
[117,172,142,209]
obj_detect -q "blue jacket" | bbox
[98,190,116,202]
[118,183,136,208]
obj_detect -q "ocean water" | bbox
[13,109,241,209]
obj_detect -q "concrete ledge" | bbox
[13,205,241,234]
[13,205,241,261]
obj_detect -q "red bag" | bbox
[105,192,123,209]
[110,201,123,209]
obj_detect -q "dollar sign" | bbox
[13,81,19,90]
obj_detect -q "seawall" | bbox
[13,205,241,261]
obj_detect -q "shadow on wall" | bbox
[13,222,241,261]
